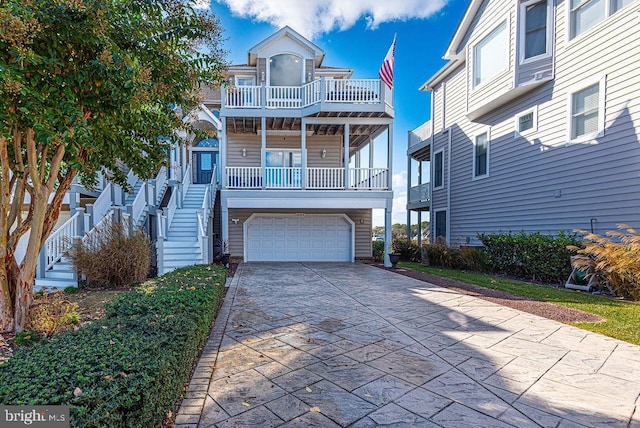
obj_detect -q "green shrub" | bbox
[392,239,421,262]
[478,231,581,284]
[458,246,491,272]
[0,265,226,427]
[27,290,81,337]
[425,239,463,268]
[372,240,385,262]
[571,225,640,300]
[70,220,152,288]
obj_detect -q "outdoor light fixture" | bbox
[242,147,247,157]
[321,149,326,158]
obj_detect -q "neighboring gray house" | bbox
[407,0,640,246]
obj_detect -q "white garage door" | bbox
[246,215,352,262]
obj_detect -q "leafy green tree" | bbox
[0,0,225,332]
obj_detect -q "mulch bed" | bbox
[377,265,603,324]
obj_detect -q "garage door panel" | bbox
[247,215,351,262]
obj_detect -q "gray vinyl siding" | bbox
[227,208,372,259]
[226,134,343,168]
[517,57,553,85]
[429,0,640,246]
[433,86,443,133]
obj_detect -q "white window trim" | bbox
[433,148,445,190]
[472,128,491,180]
[235,75,257,86]
[267,52,305,87]
[566,0,629,42]
[565,74,606,144]
[433,208,448,243]
[519,0,554,64]
[471,19,511,90]
[514,105,539,138]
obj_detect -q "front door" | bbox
[194,151,219,184]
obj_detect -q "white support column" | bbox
[301,118,307,189]
[384,204,392,268]
[368,138,374,169]
[355,150,361,169]
[406,154,411,242]
[220,117,227,188]
[343,123,350,189]
[221,196,229,253]
[261,117,267,189]
[417,211,422,248]
[387,122,394,190]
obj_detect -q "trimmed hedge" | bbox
[0,265,226,427]
[478,231,581,284]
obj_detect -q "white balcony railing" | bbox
[350,168,388,189]
[409,121,432,149]
[224,78,387,110]
[409,183,431,204]
[226,167,389,190]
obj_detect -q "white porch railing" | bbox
[350,168,388,189]
[224,78,386,109]
[225,166,389,190]
[325,79,381,103]
[307,168,344,189]
[409,183,431,204]
[44,212,80,270]
[227,166,262,188]
[409,121,432,149]
[267,86,302,108]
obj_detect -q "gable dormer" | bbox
[247,26,325,85]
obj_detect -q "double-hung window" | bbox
[569,77,605,140]
[570,0,633,39]
[521,0,550,61]
[474,133,489,178]
[434,150,444,189]
[473,22,509,88]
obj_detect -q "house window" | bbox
[570,0,631,39]
[236,76,256,86]
[473,22,508,88]
[570,82,602,139]
[474,133,489,178]
[515,107,538,137]
[434,150,444,189]
[435,210,447,241]
[522,0,549,60]
[269,54,303,86]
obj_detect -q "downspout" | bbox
[447,127,452,246]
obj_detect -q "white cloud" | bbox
[194,0,212,10]
[216,0,447,38]
[392,170,407,189]
[372,191,408,227]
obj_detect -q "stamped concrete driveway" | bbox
[175,263,640,427]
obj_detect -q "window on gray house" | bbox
[571,83,599,138]
[474,133,489,177]
[570,0,605,38]
[612,0,633,11]
[473,22,508,87]
[519,112,535,132]
[435,211,447,240]
[524,1,548,59]
[434,151,444,188]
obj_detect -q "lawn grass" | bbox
[400,261,640,346]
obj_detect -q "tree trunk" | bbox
[0,269,14,333]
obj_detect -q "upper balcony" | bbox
[408,120,431,161]
[221,78,394,118]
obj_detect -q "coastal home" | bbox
[36,25,396,287]
[214,26,395,264]
[407,0,640,246]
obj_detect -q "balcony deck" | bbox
[407,183,431,211]
[221,79,393,118]
[225,167,390,191]
[408,121,432,161]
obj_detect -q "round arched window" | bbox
[269,54,303,86]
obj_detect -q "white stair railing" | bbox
[44,212,80,270]
[90,182,113,224]
[181,164,192,206]
[127,182,147,227]
[154,166,168,205]
[82,209,114,245]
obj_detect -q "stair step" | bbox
[46,270,76,280]
[34,278,78,291]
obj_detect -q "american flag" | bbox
[379,35,396,90]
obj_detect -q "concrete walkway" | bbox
[175,263,640,427]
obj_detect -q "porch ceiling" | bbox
[225,117,387,148]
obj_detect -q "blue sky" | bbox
[203,0,469,224]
